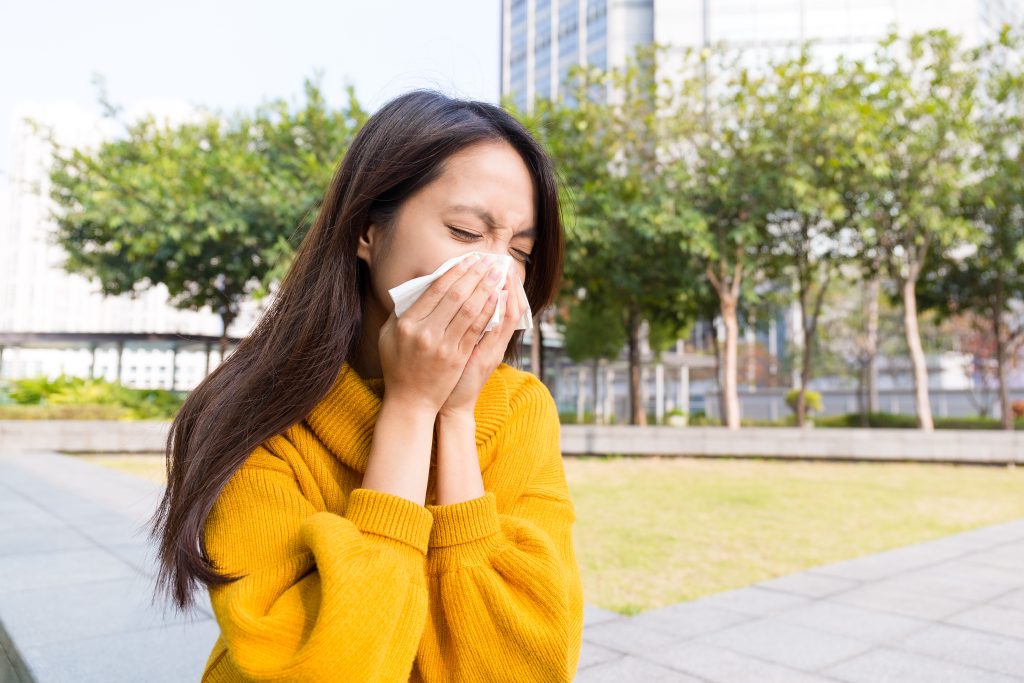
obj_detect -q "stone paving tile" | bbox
[808,542,970,582]
[943,603,1024,641]
[575,654,705,682]
[575,641,622,671]
[628,601,751,640]
[822,646,1022,683]
[689,585,814,617]
[0,574,209,649]
[0,547,137,595]
[18,619,220,683]
[106,540,159,578]
[999,588,1024,612]
[583,618,688,657]
[643,639,839,682]
[829,578,975,621]
[754,571,861,599]
[74,516,154,548]
[946,519,1024,544]
[969,541,1024,572]
[0,524,96,557]
[771,600,931,643]
[695,618,874,671]
[583,604,623,628]
[917,559,1023,593]
[895,622,1024,679]
[0,503,66,533]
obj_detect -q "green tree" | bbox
[919,28,1024,430]
[757,47,858,426]
[527,42,706,425]
[851,30,979,431]
[685,45,779,429]
[34,75,364,357]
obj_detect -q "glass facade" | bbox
[503,0,616,110]
[535,0,552,99]
[510,0,528,112]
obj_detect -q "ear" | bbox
[357,222,378,265]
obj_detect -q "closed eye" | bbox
[447,225,533,264]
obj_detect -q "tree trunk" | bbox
[721,295,741,430]
[795,283,810,428]
[994,310,1013,430]
[900,278,934,431]
[857,359,868,427]
[865,276,880,414]
[627,304,645,426]
[796,339,813,427]
[591,357,600,425]
[709,320,726,424]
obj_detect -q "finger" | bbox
[460,283,502,353]
[502,273,522,337]
[474,277,514,357]
[403,253,483,321]
[445,257,502,340]
[425,256,500,335]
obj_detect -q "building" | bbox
[501,0,654,111]
[500,0,1024,109]
[0,101,263,390]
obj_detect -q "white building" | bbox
[501,0,1024,108]
[0,101,264,390]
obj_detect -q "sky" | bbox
[0,0,501,179]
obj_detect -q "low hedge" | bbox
[0,374,185,420]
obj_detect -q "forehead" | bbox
[427,141,536,229]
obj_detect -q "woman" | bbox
[148,88,584,682]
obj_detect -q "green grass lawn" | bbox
[75,452,1024,616]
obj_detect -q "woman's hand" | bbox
[377,253,507,416]
[438,269,526,418]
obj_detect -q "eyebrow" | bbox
[444,203,537,239]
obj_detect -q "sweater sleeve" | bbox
[201,447,434,683]
[417,377,585,683]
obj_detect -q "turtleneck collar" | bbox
[303,360,511,476]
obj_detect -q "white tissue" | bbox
[387,250,533,333]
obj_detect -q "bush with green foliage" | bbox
[1,374,184,420]
[784,388,823,415]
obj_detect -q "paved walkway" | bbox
[1,450,1022,682]
[576,516,1024,681]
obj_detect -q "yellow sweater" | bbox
[200,361,584,682]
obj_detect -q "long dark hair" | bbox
[147,89,565,613]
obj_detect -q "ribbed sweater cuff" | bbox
[344,488,434,555]
[425,490,501,548]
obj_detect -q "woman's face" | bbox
[357,140,537,316]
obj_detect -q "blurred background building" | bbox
[0,101,262,390]
[502,0,1024,114]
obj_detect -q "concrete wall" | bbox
[702,388,1024,422]
[3,420,1021,465]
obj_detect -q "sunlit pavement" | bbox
[1,450,1022,682]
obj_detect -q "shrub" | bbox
[784,388,823,415]
[4,374,184,420]
[1012,400,1024,420]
